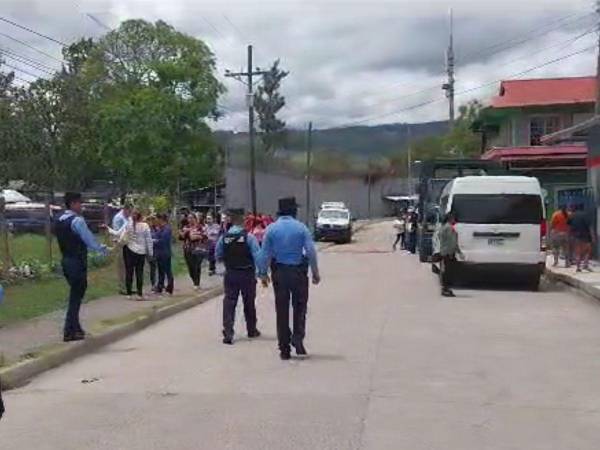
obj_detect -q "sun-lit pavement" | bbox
[3,221,600,449]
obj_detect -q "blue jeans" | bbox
[157,256,174,294]
[61,256,87,335]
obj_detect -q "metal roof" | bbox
[491,76,596,109]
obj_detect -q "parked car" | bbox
[433,176,546,290]
[314,206,353,244]
[2,190,59,234]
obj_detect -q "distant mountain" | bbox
[216,120,449,159]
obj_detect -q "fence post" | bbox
[44,192,53,265]
[0,195,11,274]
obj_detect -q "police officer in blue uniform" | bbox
[55,192,108,342]
[260,197,320,360]
[216,208,263,345]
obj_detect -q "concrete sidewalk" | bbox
[545,256,600,301]
[0,270,223,383]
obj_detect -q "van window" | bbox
[452,194,542,224]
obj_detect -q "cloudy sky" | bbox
[1,0,597,130]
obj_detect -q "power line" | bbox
[353,11,593,103]
[337,44,596,128]
[0,16,67,47]
[0,54,55,76]
[85,13,112,31]
[203,17,225,40]
[222,14,247,41]
[460,11,593,62]
[0,48,57,73]
[0,32,65,64]
[1,62,47,80]
[359,26,597,112]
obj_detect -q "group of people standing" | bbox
[108,205,174,299]
[54,193,320,362]
[392,208,419,253]
[550,205,596,272]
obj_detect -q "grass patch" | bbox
[0,243,188,327]
[9,233,60,263]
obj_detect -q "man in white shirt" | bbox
[109,204,132,294]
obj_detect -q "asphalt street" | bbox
[3,221,600,449]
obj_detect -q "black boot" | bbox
[292,341,308,357]
[280,348,291,360]
[248,329,261,339]
[441,288,456,297]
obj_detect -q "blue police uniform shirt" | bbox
[259,216,319,277]
[59,210,108,255]
[215,225,262,272]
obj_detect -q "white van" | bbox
[314,207,353,244]
[436,176,546,289]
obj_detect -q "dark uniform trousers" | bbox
[272,263,309,351]
[62,256,88,335]
[223,269,258,339]
[440,255,456,289]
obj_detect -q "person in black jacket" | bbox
[215,208,263,345]
[55,192,108,341]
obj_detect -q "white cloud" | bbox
[0,0,596,130]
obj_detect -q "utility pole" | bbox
[225,45,268,214]
[442,9,455,128]
[596,0,600,115]
[305,122,313,225]
[407,125,413,196]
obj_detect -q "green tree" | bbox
[399,99,483,164]
[87,19,225,196]
[254,60,289,154]
[0,68,20,186]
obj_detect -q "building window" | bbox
[529,116,561,145]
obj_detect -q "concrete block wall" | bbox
[225,167,410,220]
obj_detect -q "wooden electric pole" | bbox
[305,122,313,224]
[407,124,413,196]
[225,45,268,214]
[596,0,600,115]
[442,9,455,128]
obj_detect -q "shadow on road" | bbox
[300,353,346,362]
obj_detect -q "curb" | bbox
[544,269,600,302]
[0,285,224,390]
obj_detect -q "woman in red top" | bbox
[549,205,571,268]
[179,214,208,289]
[251,217,267,245]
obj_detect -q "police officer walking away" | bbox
[216,208,263,345]
[55,192,108,341]
[260,197,320,360]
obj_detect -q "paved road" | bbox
[3,221,600,449]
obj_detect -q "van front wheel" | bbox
[527,274,541,291]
